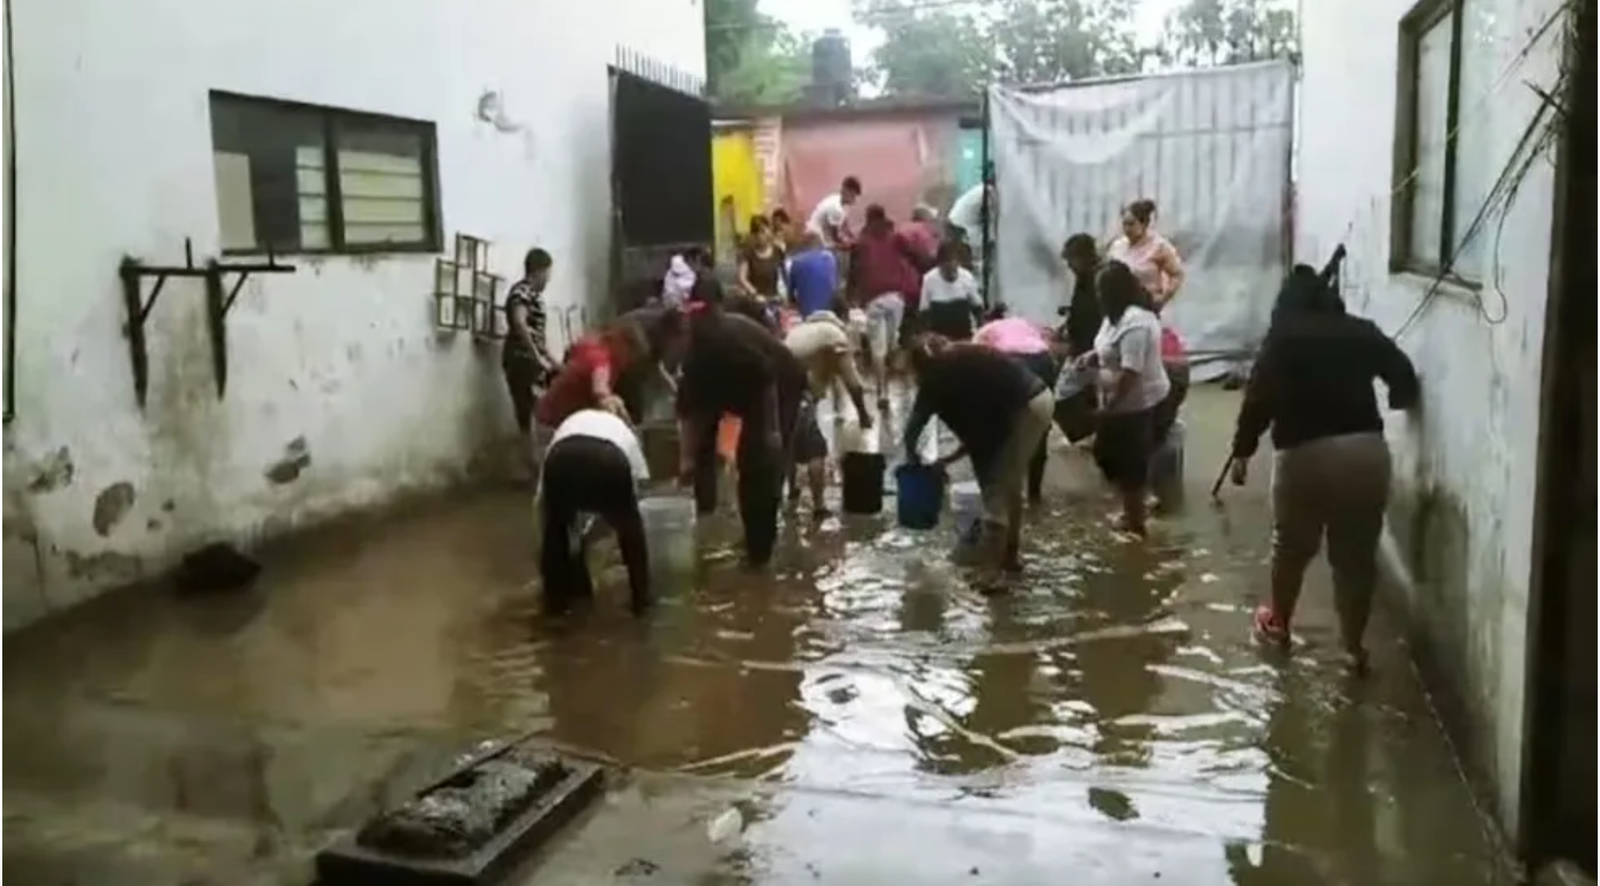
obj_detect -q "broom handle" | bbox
[1210,456,1234,499]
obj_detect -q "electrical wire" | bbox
[1306,0,1571,341]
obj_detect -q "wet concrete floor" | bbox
[3,385,1514,885]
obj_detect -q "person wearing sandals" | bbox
[1074,261,1169,537]
[1227,266,1420,671]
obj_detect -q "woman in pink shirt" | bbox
[1107,199,1186,309]
[974,308,1059,504]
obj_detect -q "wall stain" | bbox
[91,482,137,537]
[25,446,75,493]
[264,436,313,485]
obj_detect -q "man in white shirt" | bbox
[805,176,863,249]
[918,241,985,341]
[537,409,653,616]
[945,181,994,274]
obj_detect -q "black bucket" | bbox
[840,452,887,515]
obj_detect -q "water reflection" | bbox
[2,389,1513,885]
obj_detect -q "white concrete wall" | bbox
[1296,0,1566,836]
[1,0,706,627]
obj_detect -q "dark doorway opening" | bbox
[609,59,713,312]
[1520,0,1595,878]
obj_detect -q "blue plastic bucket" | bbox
[895,463,946,530]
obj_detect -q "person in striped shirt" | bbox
[504,248,559,471]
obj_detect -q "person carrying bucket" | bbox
[784,302,876,516]
[676,302,809,568]
[537,408,653,617]
[901,334,1053,589]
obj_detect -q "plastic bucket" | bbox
[894,463,946,530]
[841,452,887,515]
[1150,419,1186,506]
[950,480,984,544]
[639,495,696,592]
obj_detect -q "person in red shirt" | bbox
[848,204,927,406]
[538,309,687,431]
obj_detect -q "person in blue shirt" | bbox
[786,231,840,318]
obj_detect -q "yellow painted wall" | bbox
[711,128,762,263]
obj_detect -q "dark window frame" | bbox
[1389,0,1481,287]
[209,91,443,257]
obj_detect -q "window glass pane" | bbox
[214,152,257,251]
[1408,16,1452,268]
[1450,0,1496,280]
[295,146,330,249]
[336,120,428,246]
[209,95,327,252]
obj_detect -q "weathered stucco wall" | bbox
[1296,0,1565,836]
[1,0,705,628]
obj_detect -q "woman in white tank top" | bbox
[1106,198,1186,309]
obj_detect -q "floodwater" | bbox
[3,386,1513,885]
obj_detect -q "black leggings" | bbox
[688,395,797,567]
[540,436,649,614]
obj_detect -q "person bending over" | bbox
[903,334,1053,589]
[784,305,876,514]
[538,408,652,616]
[974,307,1059,505]
[676,304,809,567]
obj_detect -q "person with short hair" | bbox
[848,203,922,406]
[945,179,994,274]
[806,176,863,248]
[787,231,841,319]
[918,241,984,341]
[504,248,559,473]
[538,408,652,616]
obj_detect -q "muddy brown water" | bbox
[3,387,1512,885]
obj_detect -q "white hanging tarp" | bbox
[988,61,1295,379]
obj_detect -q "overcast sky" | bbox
[757,0,1190,64]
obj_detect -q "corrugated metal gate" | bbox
[988,61,1295,372]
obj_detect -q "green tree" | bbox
[858,0,1145,97]
[859,0,994,97]
[1159,0,1297,68]
[705,0,810,104]
[990,0,1143,84]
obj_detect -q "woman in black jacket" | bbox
[1228,266,1421,671]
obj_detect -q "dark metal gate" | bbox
[609,49,713,312]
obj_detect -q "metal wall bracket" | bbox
[204,251,294,400]
[118,238,294,408]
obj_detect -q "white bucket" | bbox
[639,495,697,591]
[950,480,984,543]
